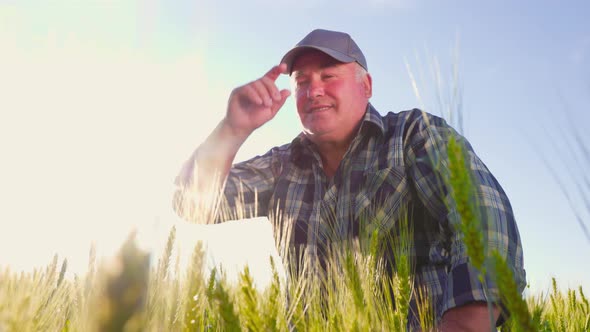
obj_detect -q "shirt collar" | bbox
[359,103,385,136]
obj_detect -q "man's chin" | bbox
[303,123,333,135]
[303,129,337,144]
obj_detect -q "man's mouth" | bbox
[308,105,332,113]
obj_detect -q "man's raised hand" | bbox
[224,63,291,139]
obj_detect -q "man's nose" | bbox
[307,80,324,98]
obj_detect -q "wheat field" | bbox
[1,131,589,332]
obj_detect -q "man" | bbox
[173,29,526,330]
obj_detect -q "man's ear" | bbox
[364,72,373,98]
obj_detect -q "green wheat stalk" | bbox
[238,265,263,331]
[491,250,534,332]
[447,137,486,272]
[261,256,286,332]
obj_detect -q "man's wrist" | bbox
[220,118,252,144]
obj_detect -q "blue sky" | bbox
[0,0,588,293]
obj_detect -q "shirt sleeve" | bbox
[172,146,281,223]
[218,148,282,221]
[403,109,526,323]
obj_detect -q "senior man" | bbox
[173,29,526,330]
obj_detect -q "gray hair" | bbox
[355,64,368,82]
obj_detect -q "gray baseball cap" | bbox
[281,29,368,74]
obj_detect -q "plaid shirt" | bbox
[201,104,525,324]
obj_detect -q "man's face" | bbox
[291,50,372,145]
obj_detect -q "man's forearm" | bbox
[177,119,249,188]
[440,302,500,332]
[173,118,250,221]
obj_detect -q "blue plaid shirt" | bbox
[179,104,526,324]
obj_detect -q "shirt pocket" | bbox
[354,166,410,232]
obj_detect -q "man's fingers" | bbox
[261,76,282,101]
[233,65,289,110]
[263,63,288,82]
[270,89,291,113]
[279,89,291,100]
[242,85,263,106]
[251,80,273,107]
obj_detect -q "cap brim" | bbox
[280,45,358,74]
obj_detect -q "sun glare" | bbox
[0,6,287,287]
